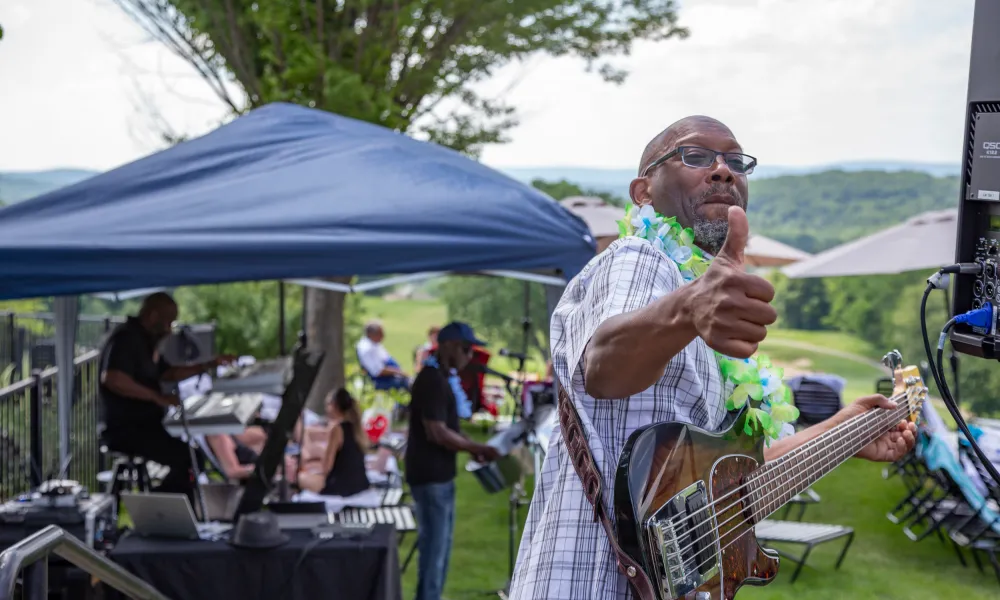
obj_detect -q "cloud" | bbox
[0,0,978,172]
[476,0,975,169]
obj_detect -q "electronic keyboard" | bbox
[163,392,264,437]
[213,357,292,395]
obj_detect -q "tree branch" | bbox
[113,0,243,114]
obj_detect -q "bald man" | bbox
[99,293,233,499]
[507,117,917,599]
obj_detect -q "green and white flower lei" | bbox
[618,204,799,445]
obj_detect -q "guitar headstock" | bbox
[882,349,928,424]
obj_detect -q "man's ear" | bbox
[629,177,651,207]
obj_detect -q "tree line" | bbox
[770,270,1000,416]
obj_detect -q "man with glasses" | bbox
[405,321,500,600]
[507,116,916,599]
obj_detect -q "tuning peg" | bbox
[882,350,902,370]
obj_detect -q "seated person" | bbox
[204,426,266,481]
[297,389,372,496]
[357,320,410,391]
[413,325,440,373]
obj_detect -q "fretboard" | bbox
[746,394,913,522]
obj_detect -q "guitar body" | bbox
[613,407,779,600]
[611,351,925,600]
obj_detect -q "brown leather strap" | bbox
[557,386,658,600]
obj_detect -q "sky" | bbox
[0,0,978,173]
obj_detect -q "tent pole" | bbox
[278,282,286,356]
[300,285,308,347]
[54,296,79,478]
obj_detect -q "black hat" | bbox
[229,511,289,550]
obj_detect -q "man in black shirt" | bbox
[99,293,233,499]
[405,321,500,600]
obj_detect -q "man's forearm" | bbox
[161,362,211,382]
[763,419,833,462]
[103,372,164,404]
[428,425,482,454]
[584,283,699,399]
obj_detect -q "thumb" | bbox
[856,394,898,411]
[717,205,749,265]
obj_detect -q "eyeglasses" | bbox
[641,146,757,177]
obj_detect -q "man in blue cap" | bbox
[406,321,501,600]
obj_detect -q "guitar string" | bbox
[677,401,913,576]
[661,391,907,537]
[663,397,913,562]
[665,398,912,563]
[672,401,911,582]
[662,390,909,533]
[683,402,909,578]
[666,389,909,532]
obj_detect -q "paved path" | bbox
[760,337,890,373]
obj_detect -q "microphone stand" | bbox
[496,286,533,597]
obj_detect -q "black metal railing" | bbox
[0,312,124,384]
[0,351,102,502]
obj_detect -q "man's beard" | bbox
[693,217,729,256]
[690,183,746,255]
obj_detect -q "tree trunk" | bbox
[304,277,352,413]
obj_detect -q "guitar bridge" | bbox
[645,481,720,598]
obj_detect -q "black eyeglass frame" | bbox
[640,146,758,178]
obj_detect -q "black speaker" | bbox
[951,0,1000,359]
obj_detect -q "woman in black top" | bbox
[298,388,371,496]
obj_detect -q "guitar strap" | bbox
[557,385,658,600]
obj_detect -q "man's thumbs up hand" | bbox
[686,206,777,359]
[716,205,750,268]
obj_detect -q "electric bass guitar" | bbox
[613,350,926,600]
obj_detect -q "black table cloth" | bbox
[108,524,402,600]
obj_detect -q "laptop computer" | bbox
[122,492,204,540]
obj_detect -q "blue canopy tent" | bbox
[0,102,597,463]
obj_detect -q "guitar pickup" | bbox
[685,489,714,575]
[647,481,720,599]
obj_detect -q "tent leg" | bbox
[279,281,287,356]
[54,296,79,475]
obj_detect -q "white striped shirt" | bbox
[508,236,732,600]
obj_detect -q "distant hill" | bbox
[499,161,960,197]
[0,169,97,204]
[747,170,959,253]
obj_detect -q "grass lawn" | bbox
[398,429,998,600]
[363,298,997,599]
[358,296,548,378]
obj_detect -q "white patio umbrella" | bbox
[745,234,813,268]
[559,196,622,252]
[782,208,958,278]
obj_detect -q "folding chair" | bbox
[755,519,854,583]
[781,489,821,522]
[791,378,843,426]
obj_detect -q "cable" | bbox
[920,276,1000,489]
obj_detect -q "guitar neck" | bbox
[747,393,914,522]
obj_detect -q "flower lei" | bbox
[617,204,799,445]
